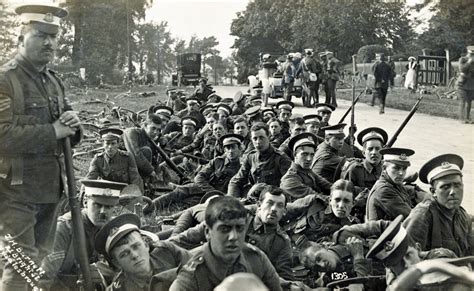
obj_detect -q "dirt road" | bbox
[214,86,474,213]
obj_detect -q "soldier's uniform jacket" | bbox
[278,136,292,158]
[285,198,358,244]
[280,120,290,140]
[327,57,341,81]
[86,150,143,192]
[0,54,81,203]
[163,131,194,150]
[280,162,332,201]
[171,203,206,236]
[269,132,286,148]
[366,173,416,221]
[169,242,282,291]
[123,127,158,177]
[109,241,190,291]
[403,198,473,257]
[298,56,323,83]
[194,155,241,193]
[176,109,206,129]
[311,142,344,183]
[227,146,292,197]
[372,61,392,89]
[457,56,474,91]
[168,214,294,280]
[181,131,218,159]
[341,159,382,194]
[192,86,214,104]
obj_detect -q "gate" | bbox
[417,55,448,86]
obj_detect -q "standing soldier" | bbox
[387,56,396,89]
[0,5,82,291]
[371,53,393,114]
[457,45,474,123]
[298,49,322,107]
[86,128,143,193]
[325,51,341,107]
[282,54,296,101]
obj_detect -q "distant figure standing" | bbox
[457,45,474,123]
[404,56,418,91]
[282,54,296,101]
[325,51,341,107]
[387,56,396,89]
[371,53,393,114]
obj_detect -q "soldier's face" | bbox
[306,123,320,135]
[224,143,241,161]
[85,200,115,227]
[257,192,286,225]
[206,218,247,264]
[144,122,161,139]
[432,174,464,210]
[327,135,345,151]
[269,121,281,136]
[182,124,195,137]
[206,116,217,128]
[251,129,270,151]
[213,124,226,138]
[187,102,199,112]
[294,146,315,169]
[290,124,306,137]
[384,162,408,185]
[103,139,119,157]
[308,248,340,271]
[389,245,421,275]
[20,26,58,66]
[329,190,354,218]
[363,140,383,165]
[234,122,249,138]
[319,111,331,123]
[158,115,170,127]
[279,110,291,122]
[111,231,151,275]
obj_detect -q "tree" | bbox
[0,0,17,64]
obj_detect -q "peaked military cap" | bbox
[181,116,199,127]
[233,91,244,103]
[214,273,268,291]
[244,106,261,118]
[322,123,346,137]
[366,215,408,267]
[467,46,474,53]
[219,133,244,147]
[315,103,335,113]
[199,190,225,204]
[319,51,327,57]
[380,147,415,165]
[419,154,463,184]
[303,114,322,124]
[289,113,304,121]
[207,92,221,101]
[216,104,232,116]
[304,48,313,55]
[99,128,123,141]
[288,133,318,153]
[248,95,263,103]
[185,96,200,105]
[81,179,127,206]
[221,97,234,104]
[153,105,174,118]
[357,127,388,146]
[261,107,275,117]
[166,88,177,94]
[200,103,216,115]
[95,213,140,259]
[15,4,68,34]
[276,100,295,112]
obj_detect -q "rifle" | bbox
[348,55,358,152]
[162,148,210,164]
[52,77,92,289]
[145,135,190,183]
[338,90,364,124]
[386,94,423,147]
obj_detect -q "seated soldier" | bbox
[281,133,332,201]
[162,116,198,150]
[169,196,282,291]
[285,179,359,248]
[314,103,335,137]
[41,180,128,290]
[303,114,323,137]
[95,214,190,291]
[176,96,206,128]
[152,105,174,129]
[216,103,233,131]
[276,100,294,140]
[262,107,276,123]
[267,117,286,148]
[148,134,243,210]
[245,105,263,126]
[403,154,473,257]
[168,186,305,288]
[87,128,144,193]
[233,116,254,153]
[201,121,226,160]
[228,122,292,198]
[278,116,307,158]
[231,91,246,116]
[366,147,421,221]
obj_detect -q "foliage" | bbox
[357,45,389,63]
[0,0,18,64]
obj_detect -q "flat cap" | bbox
[366,215,408,267]
[81,179,127,206]
[357,127,388,146]
[276,100,295,111]
[288,133,318,153]
[15,4,68,34]
[419,154,463,184]
[380,147,415,165]
[99,128,123,141]
[322,123,346,137]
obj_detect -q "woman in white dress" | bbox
[404,56,418,91]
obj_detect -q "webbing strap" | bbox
[6,70,24,185]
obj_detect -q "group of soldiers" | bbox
[0,4,473,291]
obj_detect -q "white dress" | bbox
[404,61,417,89]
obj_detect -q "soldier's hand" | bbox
[89,263,105,285]
[345,236,364,259]
[53,119,77,139]
[59,111,81,128]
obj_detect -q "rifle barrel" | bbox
[338,90,364,124]
[386,95,423,147]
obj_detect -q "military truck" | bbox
[172,53,202,86]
